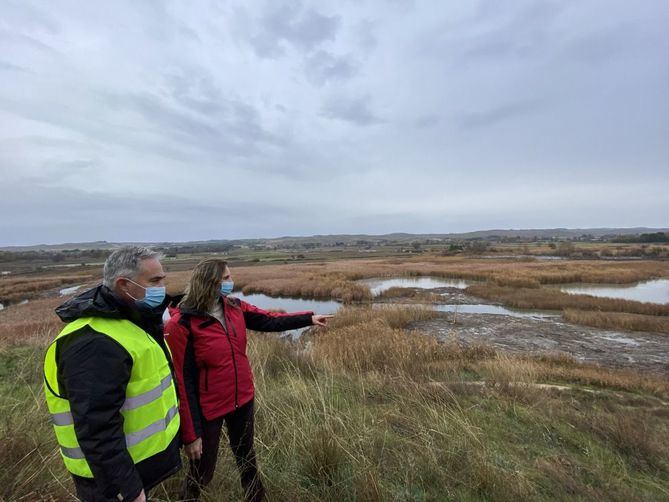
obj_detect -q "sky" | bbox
[1,0,668,246]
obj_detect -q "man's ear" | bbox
[115,277,130,295]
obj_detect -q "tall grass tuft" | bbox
[0,347,72,501]
[562,309,669,334]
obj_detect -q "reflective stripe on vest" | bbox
[49,373,174,426]
[59,405,179,459]
[44,316,179,478]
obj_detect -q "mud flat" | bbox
[412,313,669,375]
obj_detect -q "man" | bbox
[44,247,181,501]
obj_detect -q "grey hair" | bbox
[103,246,163,288]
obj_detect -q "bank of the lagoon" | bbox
[558,279,669,304]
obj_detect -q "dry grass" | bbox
[311,306,443,377]
[239,272,372,302]
[0,346,73,501]
[376,287,444,303]
[594,411,667,470]
[0,272,95,303]
[563,309,669,334]
[309,306,669,397]
[327,305,438,330]
[0,298,64,349]
[478,353,540,399]
[322,256,669,285]
[168,266,372,303]
[466,284,669,316]
[527,353,669,396]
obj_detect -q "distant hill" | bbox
[1,228,668,252]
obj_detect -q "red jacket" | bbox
[164,296,313,444]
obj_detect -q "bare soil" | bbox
[378,285,669,376]
[412,313,669,375]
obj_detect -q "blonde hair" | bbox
[180,258,228,312]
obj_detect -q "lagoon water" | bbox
[230,292,340,340]
[59,285,82,296]
[559,279,669,304]
[433,304,556,318]
[373,302,555,319]
[232,292,341,314]
[361,277,473,296]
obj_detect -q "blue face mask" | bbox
[127,279,166,309]
[220,281,234,296]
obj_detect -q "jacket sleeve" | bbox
[164,317,203,444]
[240,301,314,332]
[59,330,143,501]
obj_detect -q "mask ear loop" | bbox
[122,278,145,301]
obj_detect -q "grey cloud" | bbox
[162,71,281,154]
[0,29,58,54]
[44,159,98,173]
[415,114,440,128]
[0,95,192,164]
[178,24,201,43]
[567,23,648,66]
[0,135,89,150]
[322,95,383,126]
[0,0,667,245]
[355,20,377,52]
[304,50,357,85]
[459,101,542,129]
[1,1,60,34]
[464,1,565,60]
[0,181,306,245]
[162,72,227,116]
[0,61,283,165]
[0,60,32,73]
[117,90,280,159]
[250,3,340,58]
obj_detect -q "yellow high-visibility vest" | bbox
[44,317,180,478]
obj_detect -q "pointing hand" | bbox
[312,314,334,327]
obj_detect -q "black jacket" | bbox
[53,285,181,501]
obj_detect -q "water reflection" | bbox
[232,292,341,314]
[559,279,669,304]
[432,304,556,319]
[361,277,473,296]
[60,285,82,296]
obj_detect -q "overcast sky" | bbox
[1,0,668,245]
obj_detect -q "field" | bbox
[0,250,668,500]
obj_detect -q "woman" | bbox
[164,258,332,501]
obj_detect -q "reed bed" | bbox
[0,273,95,303]
[376,287,444,303]
[466,284,669,316]
[0,297,64,348]
[562,309,669,334]
[169,267,372,303]
[167,257,669,303]
[239,272,372,303]
[320,257,669,286]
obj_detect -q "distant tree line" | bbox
[154,243,237,255]
[0,249,111,263]
[611,232,669,243]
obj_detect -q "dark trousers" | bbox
[72,476,149,502]
[72,476,134,502]
[181,399,264,501]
